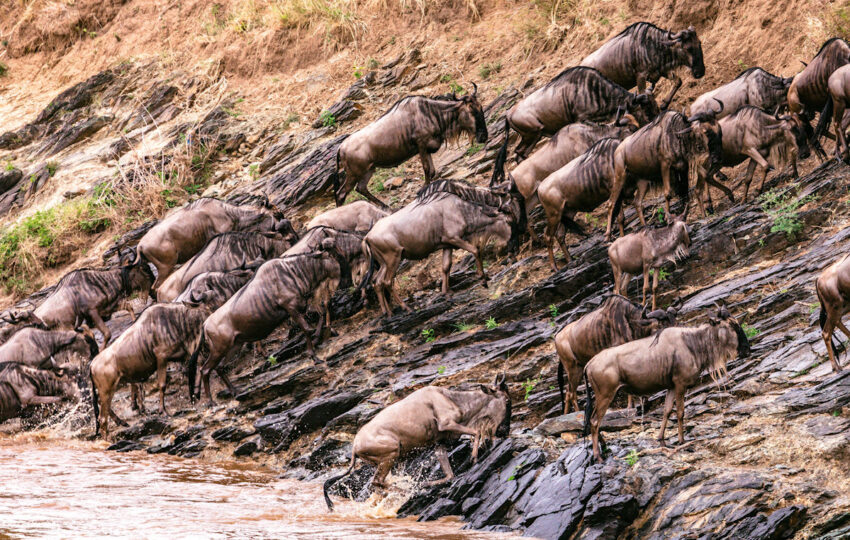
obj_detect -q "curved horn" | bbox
[713,99,724,114]
[472,82,478,97]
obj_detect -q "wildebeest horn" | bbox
[472,82,478,97]
[713,99,724,114]
[646,309,667,320]
[799,60,808,67]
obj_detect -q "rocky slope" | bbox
[2,1,850,538]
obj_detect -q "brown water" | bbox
[0,434,521,539]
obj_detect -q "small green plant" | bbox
[454,321,474,332]
[736,59,749,70]
[549,304,559,318]
[833,410,841,417]
[485,317,498,330]
[758,238,765,247]
[0,62,7,77]
[249,163,260,179]
[449,81,464,95]
[809,302,820,314]
[46,161,59,177]
[352,65,365,79]
[222,105,241,118]
[465,143,483,156]
[507,462,523,481]
[440,74,453,83]
[4,161,14,172]
[625,449,640,467]
[759,189,817,241]
[422,328,436,342]
[650,268,670,281]
[478,61,502,80]
[267,355,278,366]
[437,365,447,375]
[523,378,539,401]
[282,113,299,129]
[742,323,760,339]
[320,110,336,127]
[184,183,204,195]
[655,207,666,224]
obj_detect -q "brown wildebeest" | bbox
[502,119,638,226]
[0,363,80,423]
[608,215,690,310]
[584,303,750,462]
[604,106,725,240]
[33,261,155,344]
[189,241,353,405]
[307,200,389,233]
[0,327,98,371]
[790,38,850,158]
[554,295,678,414]
[173,265,259,310]
[827,64,850,161]
[136,197,294,292]
[334,88,488,208]
[362,179,522,316]
[538,138,650,269]
[156,231,292,302]
[89,297,214,439]
[694,106,811,212]
[322,375,511,511]
[580,22,705,109]
[0,309,47,344]
[815,253,850,372]
[691,67,792,119]
[491,67,659,186]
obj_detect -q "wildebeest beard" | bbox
[704,126,723,177]
[731,321,751,358]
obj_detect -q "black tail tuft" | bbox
[187,328,204,401]
[323,454,357,511]
[490,117,511,187]
[557,363,566,412]
[357,241,376,293]
[814,98,834,145]
[582,375,594,438]
[89,367,100,437]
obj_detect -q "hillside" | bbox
[1,0,850,538]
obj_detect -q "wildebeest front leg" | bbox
[355,170,391,210]
[642,264,651,307]
[427,445,455,485]
[675,387,686,445]
[441,249,453,295]
[447,238,487,288]
[834,98,848,161]
[660,162,674,218]
[822,314,842,372]
[89,310,111,344]
[658,391,676,447]
[156,358,170,417]
[661,74,683,110]
[419,147,437,182]
[130,384,146,415]
[287,307,318,359]
[650,266,660,311]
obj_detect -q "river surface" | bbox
[0,434,522,540]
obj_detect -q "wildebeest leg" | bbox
[605,157,627,240]
[641,265,651,307]
[675,387,686,445]
[286,307,317,360]
[651,266,660,311]
[636,73,648,94]
[658,391,676,447]
[89,310,111,344]
[741,159,758,202]
[589,382,616,463]
[661,74,683,110]
[556,218,571,264]
[441,249,453,295]
[544,210,561,271]
[371,458,395,490]
[419,148,437,182]
[660,162,674,217]
[130,384,146,415]
[515,132,543,162]
[834,97,848,160]
[821,314,841,372]
[566,362,583,414]
[156,357,170,417]
[427,445,455,485]
[354,170,390,210]
[447,238,487,288]
[754,166,770,197]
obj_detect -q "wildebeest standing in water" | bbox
[190,242,352,405]
[0,363,80,423]
[503,119,638,227]
[156,231,292,302]
[33,261,155,344]
[323,375,511,511]
[608,214,690,310]
[89,296,214,439]
[790,38,850,156]
[135,197,293,293]
[690,67,792,119]
[0,327,98,371]
[333,87,488,208]
[307,200,389,233]
[695,106,811,211]
[362,180,522,316]
[584,304,750,462]
[490,67,659,186]
[827,64,850,161]
[604,105,725,240]
[815,253,850,372]
[580,22,705,109]
[554,295,677,414]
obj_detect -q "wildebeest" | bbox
[690,67,792,119]
[190,242,353,405]
[815,253,850,372]
[604,106,725,240]
[136,197,294,292]
[695,106,811,210]
[362,180,521,316]
[827,64,850,161]
[0,309,47,344]
[554,295,677,414]
[333,88,488,208]
[584,304,750,462]
[33,262,155,344]
[156,231,292,302]
[173,266,259,310]
[322,375,511,511]
[307,200,389,233]
[503,119,638,224]
[0,327,98,371]
[0,363,80,423]
[538,138,648,269]
[790,38,850,155]
[284,226,369,297]
[608,215,690,310]
[491,67,659,185]
[89,298,214,439]
[580,22,705,109]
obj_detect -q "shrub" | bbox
[320,110,336,127]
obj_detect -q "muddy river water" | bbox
[0,435,522,539]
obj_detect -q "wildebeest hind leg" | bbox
[287,307,318,360]
[822,316,841,372]
[675,388,686,445]
[427,445,455,485]
[89,310,111,345]
[355,170,390,210]
[448,238,486,288]
[658,391,676,447]
[156,359,170,417]
[441,249,453,295]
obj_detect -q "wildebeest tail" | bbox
[89,367,100,436]
[814,98,834,144]
[357,240,376,293]
[557,362,565,411]
[187,327,204,401]
[331,149,344,206]
[582,375,593,438]
[82,332,99,359]
[816,283,842,357]
[323,453,358,511]
[490,117,511,187]
[560,212,587,237]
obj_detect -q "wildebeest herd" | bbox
[2,22,850,511]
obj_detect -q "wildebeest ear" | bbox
[708,316,720,325]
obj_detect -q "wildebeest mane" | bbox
[543,66,628,94]
[379,94,461,119]
[814,37,850,57]
[414,179,504,211]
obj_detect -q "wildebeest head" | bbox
[686,99,724,175]
[491,181,525,255]
[641,297,681,328]
[476,373,511,438]
[320,238,353,290]
[0,309,44,327]
[121,258,156,297]
[623,91,660,124]
[275,218,300,245]
[667,26,705,79]
[73,325,100,359]
[455,84,488,144]
[709,301,751,359]
[778,112,812,160]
